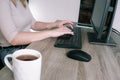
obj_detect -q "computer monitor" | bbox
[87,0,117,46]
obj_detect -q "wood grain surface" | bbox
[0,29,120,80]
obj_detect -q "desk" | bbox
[0,30,120,80]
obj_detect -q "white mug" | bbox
[4,49,42,80]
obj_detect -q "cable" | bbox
[112,28,120,36]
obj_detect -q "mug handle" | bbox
[4,54,13,71]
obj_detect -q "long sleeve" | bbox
[0,0,36,47]
[0,1,18,43]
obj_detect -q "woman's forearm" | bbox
[11,31,52,46]
[31,20,73,31]
[31,21,57,31]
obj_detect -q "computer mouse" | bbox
[66,50,92,62]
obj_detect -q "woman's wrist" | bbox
[46,30,53,37]
[46,22,58,29]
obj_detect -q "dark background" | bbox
[78,0,95,24]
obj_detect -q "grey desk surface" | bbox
[0,30,120,80]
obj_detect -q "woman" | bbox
[0,0,73,65]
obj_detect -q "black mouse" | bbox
[66,50,92,62]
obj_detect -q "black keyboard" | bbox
[54,27,82,49]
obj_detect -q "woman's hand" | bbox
[49,26,74,37]
[55,20,73,28]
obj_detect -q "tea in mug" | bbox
[16,54,38,61]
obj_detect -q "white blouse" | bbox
[0,0,36,47]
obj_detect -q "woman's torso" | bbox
[0,0,35,47]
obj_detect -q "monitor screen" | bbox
[91,0,111,39]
